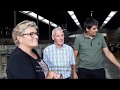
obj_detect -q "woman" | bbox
[6,20,61,79]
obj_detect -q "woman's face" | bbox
[18,27,39,48]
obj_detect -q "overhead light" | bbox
[103,20,109,24]
[68,11,74,15]
[105,17,111,21]
[38,16,44,20]
[42,19,50,24]
[19,11,60,28]
[71,15,76,20]
[100,11,118,29]
[28,12,37,18]
[102,33,106,36]
[69,33,106,38]
[69,34,80,38]
[51,23,57,27]
[19,11,30,14]
[67,11,81,27]
[109,11,117,17]
[91,11,93,17]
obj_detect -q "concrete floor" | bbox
[76,53,120,79]
[0,53,120,79]
[104,56,120,79]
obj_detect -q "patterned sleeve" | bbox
[43,48,48,65]
[43,48,51,70]
[70,46,76,65]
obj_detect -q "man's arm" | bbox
[74,50,79,59]
[71,50,79,79]
[103,47,120,68]
[71,64,78,79]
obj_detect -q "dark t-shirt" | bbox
[6,47,45,79]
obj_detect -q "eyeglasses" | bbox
[22,32,39,38]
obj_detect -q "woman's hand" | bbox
[45,71,62,79]
[53,73,62,79]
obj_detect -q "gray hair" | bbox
[52,27,64,37]
[12,20,38,46]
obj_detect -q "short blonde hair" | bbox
[12,20,38,46]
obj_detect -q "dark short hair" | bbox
[83,17,98,31]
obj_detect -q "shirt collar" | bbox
[54,43,64,49]
[83,32,95,39]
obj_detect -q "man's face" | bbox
[52,30,64,46]
[86,25,98,37]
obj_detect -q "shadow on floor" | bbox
[104,56,120,79]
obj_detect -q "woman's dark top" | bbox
[6,47,45,79]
